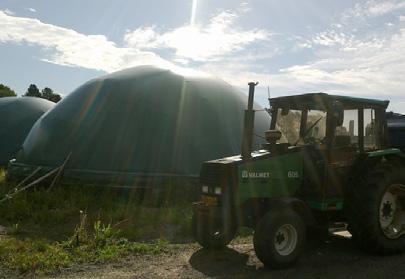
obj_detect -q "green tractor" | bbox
[192,82,405,268]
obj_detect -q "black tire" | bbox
[192,210,236,250]
[347,161,405,254]
[253,208,306,269]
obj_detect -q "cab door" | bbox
[326,108,381,198]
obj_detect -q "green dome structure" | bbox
[0,97,54,166]
[9,66,270,186]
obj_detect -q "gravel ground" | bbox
[35,232,405,279]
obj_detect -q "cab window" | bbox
[334,109,358,147]
[364,108,378,150]
[306,110,326,143]
[275,109,301,145]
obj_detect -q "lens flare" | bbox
[190,0,198,26]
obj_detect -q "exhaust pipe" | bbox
[241,82,258,159]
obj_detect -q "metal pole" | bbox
[241,82,258,159]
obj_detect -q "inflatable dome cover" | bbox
[10,66,270,184]
[0,97,54,165]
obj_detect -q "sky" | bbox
[0,0,405,112]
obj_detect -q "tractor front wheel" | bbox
[192,208,237,250]
[253,208,305,269]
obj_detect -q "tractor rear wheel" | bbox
[253,208,305,269]
[348,162,405,253]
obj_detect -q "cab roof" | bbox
[269,93,389,111]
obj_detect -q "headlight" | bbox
[202,185,209,193]
[214,187,222,195]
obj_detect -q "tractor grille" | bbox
[200,163,224,186]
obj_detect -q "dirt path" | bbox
[43,233,405,279]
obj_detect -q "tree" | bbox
[24,84,41,97]
[41,87,53,100]
[0,84,17,97]
[49,93,62,103]
[23,84,62,103]
[41,87,62,103]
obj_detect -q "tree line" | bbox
[0,83,62,103]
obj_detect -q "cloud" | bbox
[123,26,158,49]
[311,30,354,48]
[366,0,405,16]
[212,0,402,109]
[343,0,405,20]
[305,29,386,53]
[4,9,14,15]
[200,8,405,111]
[0,8,268,73]
[269,29,405,102]
[0,11,173,72]
[26,8,37,13]
[161,1,405,105]
[124,10,269,62]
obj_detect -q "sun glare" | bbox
[190,0,198,26]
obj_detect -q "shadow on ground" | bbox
[189,234,405,279]
[189,247,259,276]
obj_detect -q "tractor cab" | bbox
[267,93,390,206]
[268,93,389,151]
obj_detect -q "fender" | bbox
[367,148,404,158]
[271,197,316,226]
[241,197,316,227]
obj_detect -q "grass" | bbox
[0,170,194,242]
[0,169,191,275]
[0,220,174,274]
